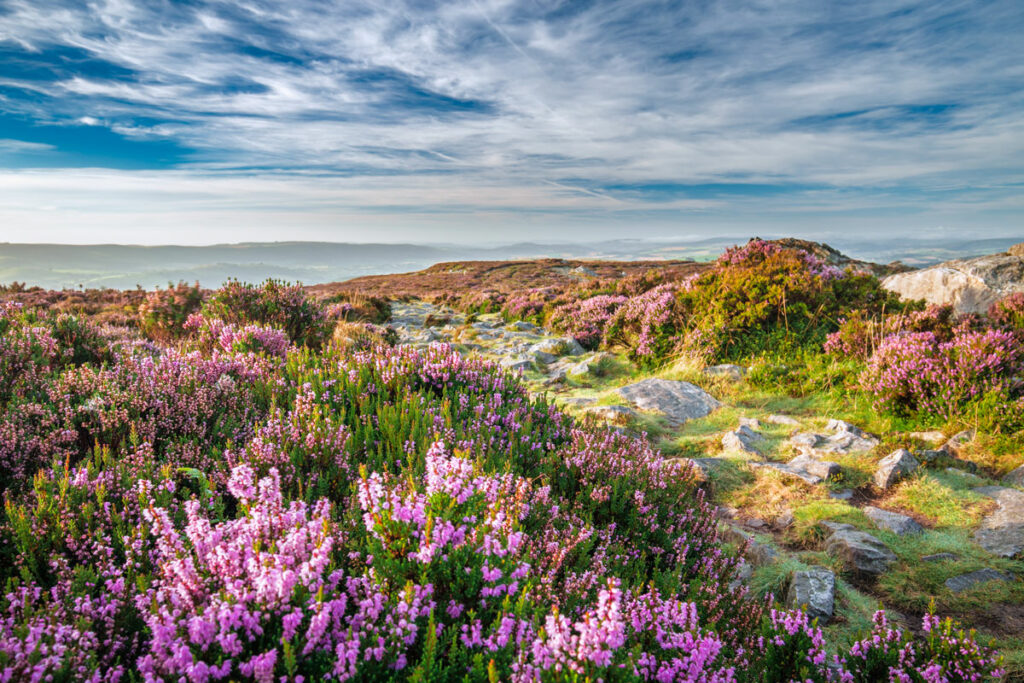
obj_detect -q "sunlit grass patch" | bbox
[884,473,995,528]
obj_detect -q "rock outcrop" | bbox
[881,244,1024,313]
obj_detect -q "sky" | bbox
[0,0,1022,245]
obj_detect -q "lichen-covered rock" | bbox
[789,420,879,456]
[615,378,721,426]
[786,568,835,623]
[766,414,800,426]
[874,449,919,490]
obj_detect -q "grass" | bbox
[883,473,996,528]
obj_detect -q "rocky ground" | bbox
[387,299,1024,673]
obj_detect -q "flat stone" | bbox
[1003,464,1024,488]
[790,420,880,457]
[507,321,539,332]
[864,506,924,535]
[786,568,836,623]
[615,378,721,426]
[830,488,854,501]
[584,404,637,425]
[945,467,981,481]
[973,486,1024,558]
[825,527,897,576]
[704,364,746,381]
[922,553,958,563]
[874,449,920,490]
[766,414,801,426]
[756,454,840,485]
[910,430,947,444]
[945,569,1013,593]
[738,417,763,430]
[561,397,597,407]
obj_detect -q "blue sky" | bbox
[0,0,1021,244]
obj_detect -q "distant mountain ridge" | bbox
[1,236,1020,290]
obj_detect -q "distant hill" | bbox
[1,236,1020,289]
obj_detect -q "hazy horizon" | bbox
[1,1,1022,244]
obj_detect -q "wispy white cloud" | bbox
[0,0,1021,242]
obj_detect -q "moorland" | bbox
[0,237,1022,681]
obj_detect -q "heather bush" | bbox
[547,294,627,349]
[501,290,548,323]
[861,327,1023,420]
[137,281,204,340]
[203,279,331,349]
[989,292,1024,331]
[184,312,292,358]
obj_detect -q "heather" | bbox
[0,280,1006,681]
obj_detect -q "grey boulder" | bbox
[615,378,721,426]
[825,527,897,576]
[787,568,836,623]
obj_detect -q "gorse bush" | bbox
[203,279,332,349]
[0,294,1004,681]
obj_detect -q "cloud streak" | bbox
[0,0,1021,243]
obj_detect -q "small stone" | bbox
[766,414,801,426]
[499,356,534,372]
[585,404,637,425]
[774,510,795,530]
[786,568,836,623]
[922,553,958,562]
[745,518,768,529]
[864,506,924,535]
[507,320,538,332]
[738,417,763,430]
[829,488,854,501]
[917,448,948,463]
[874,449,920,490]
[704,364,747,381]
[942,429,976,456]
[945,569,1013,593]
